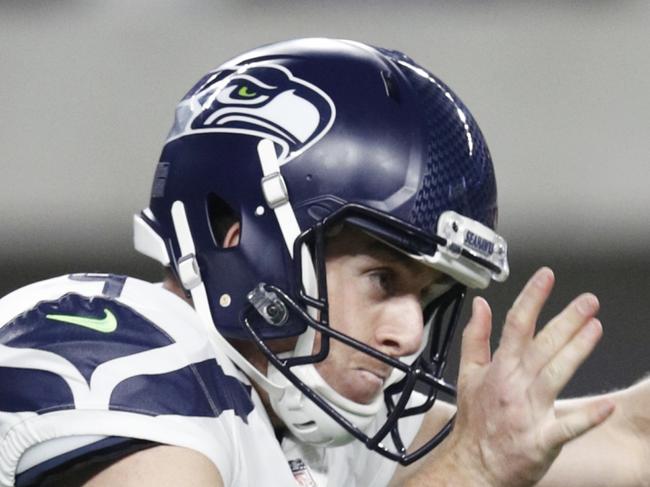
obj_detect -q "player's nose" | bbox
[374,294,424,357]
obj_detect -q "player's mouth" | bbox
[351,366,391,402]
[356,368,388,386]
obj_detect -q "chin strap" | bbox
[169,199,285,400]
[258,139,299,257]
[257,139,319,301]
[165,139,321,404]
[167,141,369,443]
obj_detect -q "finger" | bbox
[543,399,615,449]
[533,318,603,403]
[459,297,493,373]
[521,293,599,377]
[497,267,555,357]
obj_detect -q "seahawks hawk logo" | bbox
[167,63,336,163]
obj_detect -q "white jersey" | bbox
[0,274,422,487]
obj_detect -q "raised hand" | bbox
[446,267,615,487]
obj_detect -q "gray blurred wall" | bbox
[1,1,648,395]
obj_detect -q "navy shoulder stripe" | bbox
[0,367,74,413]
[110,359,254,422]
[0,293,174,385]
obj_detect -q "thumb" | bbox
[459,297,493,371]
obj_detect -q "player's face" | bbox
[315,227,442,404]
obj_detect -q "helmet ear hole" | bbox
[207,193,240,248]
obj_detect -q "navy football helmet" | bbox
[134,38,509,465]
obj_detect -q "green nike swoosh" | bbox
[46,308,117,333]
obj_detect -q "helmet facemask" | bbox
[238,204,492,464]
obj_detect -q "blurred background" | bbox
[1,0,648,396]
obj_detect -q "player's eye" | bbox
[368,268,396,296]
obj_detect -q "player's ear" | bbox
[223,222,240,248]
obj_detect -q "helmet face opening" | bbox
[135,38,509,465]
[239,207,467,464]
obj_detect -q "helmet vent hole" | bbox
[207,193,240,248]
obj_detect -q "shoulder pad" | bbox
[0,274,253,419]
